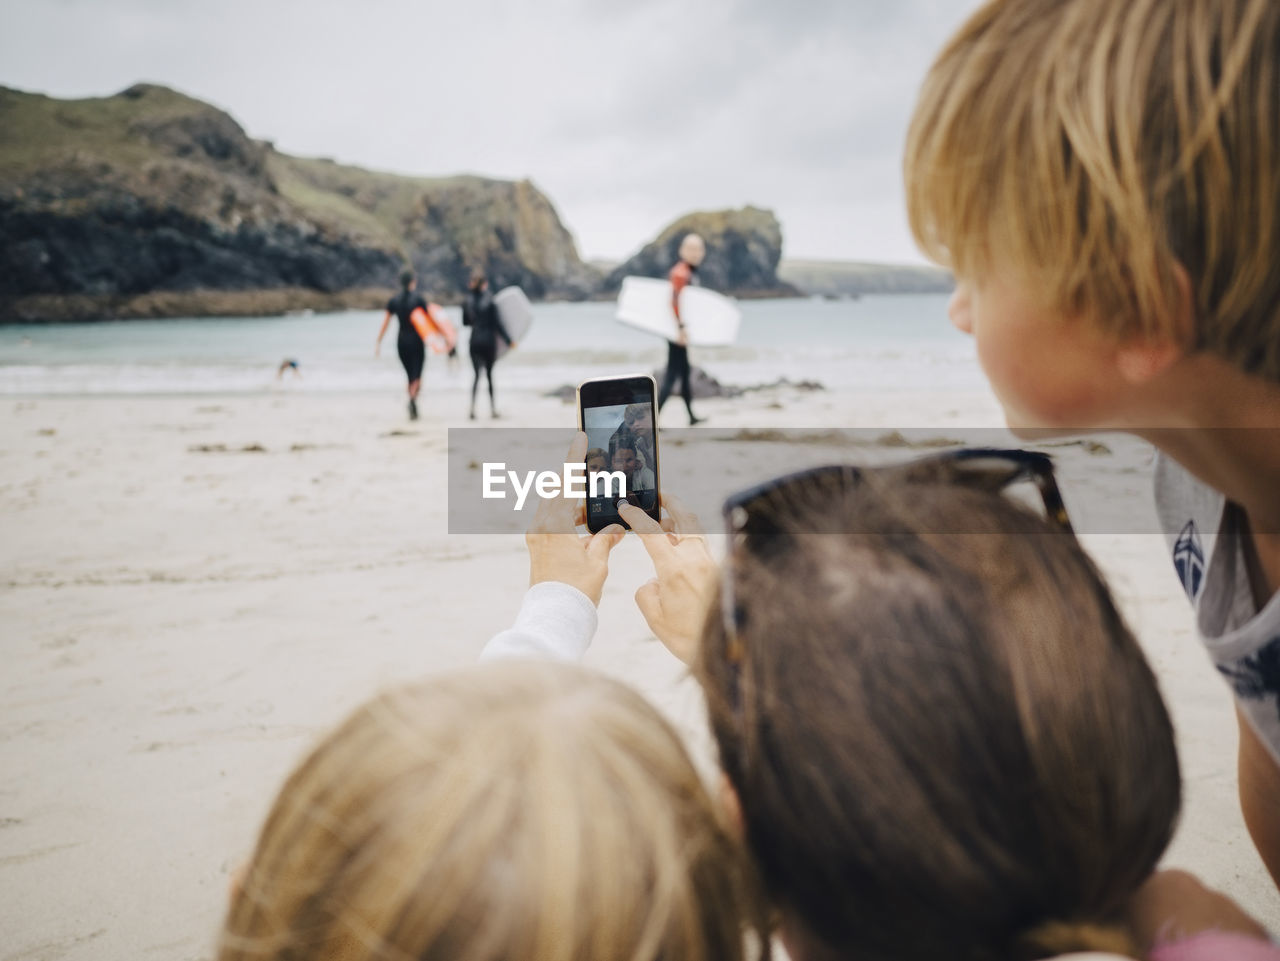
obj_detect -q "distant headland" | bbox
[0,83,951,322]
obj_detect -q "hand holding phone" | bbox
[524,431,626,605]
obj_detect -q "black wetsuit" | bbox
[658,342,693,417]
[386,289,428,382]
[658,263,697,421]
[463,287,512,413]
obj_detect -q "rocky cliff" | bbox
[0,84,598,321]
[603,207,799,298]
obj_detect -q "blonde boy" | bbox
[904,0,1280,885]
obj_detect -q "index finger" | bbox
[659,491,705,536]
[618,502,677,569]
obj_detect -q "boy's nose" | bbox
[948,284,974,334]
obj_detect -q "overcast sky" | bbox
[1,0,983,264]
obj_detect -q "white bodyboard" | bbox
[615,275,741,346]
[493,286,533,359]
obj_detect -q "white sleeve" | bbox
[480,581,598,662]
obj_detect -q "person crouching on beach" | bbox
[617,465,1277,961]
[904,0,1280,889]
[494,431,1278,960]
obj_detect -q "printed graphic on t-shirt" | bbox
[1173,520,1205,602]
[1218,637,1280,724]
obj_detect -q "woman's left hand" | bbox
[525,432,625,606]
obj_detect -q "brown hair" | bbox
[221,660,756,961]
[904,0,1280,381]
[699,483,1180,961]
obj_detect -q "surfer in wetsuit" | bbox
[375,269,430,420]
[658,233,705,426]
[462,269,514,420]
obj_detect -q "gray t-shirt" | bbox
[1154,454,1280,764]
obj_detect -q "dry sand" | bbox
[1,382,1276,960]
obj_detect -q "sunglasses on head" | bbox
[718,448,1073,686]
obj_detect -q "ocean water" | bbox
[0,294,982,396]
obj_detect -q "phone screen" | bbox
[577,375,659,533]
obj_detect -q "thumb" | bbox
[635,578,663,628]
[586,524,625,563]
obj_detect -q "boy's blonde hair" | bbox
[220,661,753,961]
[905,0,1280,381]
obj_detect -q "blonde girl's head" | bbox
[220,660,753,961]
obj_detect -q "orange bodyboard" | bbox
[424,304,458,354]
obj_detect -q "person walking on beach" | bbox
[658,233,705,426]
[375,268,430,421]
[463,269,513,420]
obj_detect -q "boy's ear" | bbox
[1114,262,1194,384]
[1115,337,1184,384]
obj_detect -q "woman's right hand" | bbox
[619,495,717,666]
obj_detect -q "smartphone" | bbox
[577,374,660,533]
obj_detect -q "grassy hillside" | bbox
[0,84,219,177]
[0,83,598,318]
[266,154,489,249]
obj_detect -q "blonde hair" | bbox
[905,0,1280,381]
[221,661,754,961]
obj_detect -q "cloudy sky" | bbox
[1,0,983,264]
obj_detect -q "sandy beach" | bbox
[2,382,1277,961]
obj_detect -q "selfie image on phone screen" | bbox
[577,375,659,533]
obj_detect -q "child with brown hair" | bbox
[611,457,1275,960]
[219,659,756,961]
[902,0,1280,888]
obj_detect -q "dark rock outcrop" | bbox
[603,207,799,298]
[778,259,953,296]
[0,84,599,321]
[543,367,823,402]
